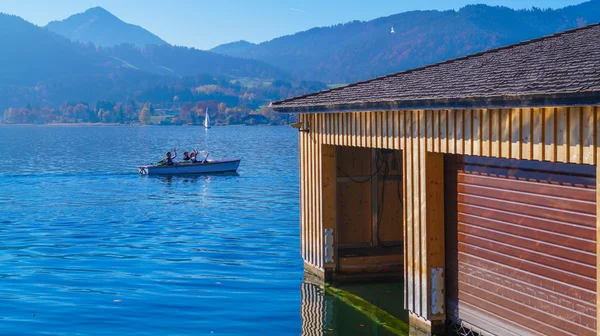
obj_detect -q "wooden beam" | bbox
[304,261,325,280]
[298,115,309,260]
[419,110,427,317]
[322,144,336,272]
[405,112,415,312]
[425,152,445,321]
[582,106,594,165]
[339,254,403,274]
[372,148,379,248]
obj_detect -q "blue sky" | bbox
[0,0,588,49]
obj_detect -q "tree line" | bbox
[2,100,292,126]
[1,78,324,125]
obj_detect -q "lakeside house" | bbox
[272,23,600,336]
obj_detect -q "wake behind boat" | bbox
[139,158,240,175]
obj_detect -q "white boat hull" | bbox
[139,159,240,175]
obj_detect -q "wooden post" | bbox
[372,148,379,247]
[426,152,446,331]
[408,149,446,335]
[405,111,447,335]
[322,144,336,279]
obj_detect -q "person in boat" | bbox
[158,148,177,166]
[181,151,191,162]
[190,151,198,163]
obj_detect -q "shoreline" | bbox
[0,123,126,127]
[0,123,289,127]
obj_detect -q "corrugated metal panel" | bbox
[448,156,597,336]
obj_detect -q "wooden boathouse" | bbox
[272,24,600,336]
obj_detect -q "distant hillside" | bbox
[211,40,256,55]
[5,1,600,115]
[0,13,161,108]
[227,0,600,82]
[0,13,106,87]
[103,43,290,79]
[45,6,168,47]
[0,12,291,110]
[43,7,289,80]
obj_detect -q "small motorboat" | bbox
[138,158,240,175]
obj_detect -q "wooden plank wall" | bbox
[377,177,404,243]
[299,106,600,321]
[377,151,404,244]
[336,147,373,246]
[299,114,324,271]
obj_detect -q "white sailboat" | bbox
[204,107,211,129]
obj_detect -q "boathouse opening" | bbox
[334,146,403,281]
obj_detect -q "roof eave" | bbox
[271,92,600,113]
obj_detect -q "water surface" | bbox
[0,125,405,335]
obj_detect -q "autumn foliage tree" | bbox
[139,107,151,124]
[3,108,22,123]
[179,102,194,124]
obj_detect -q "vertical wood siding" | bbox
[299,106,600,321]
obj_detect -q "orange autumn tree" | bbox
[139,107,151,125]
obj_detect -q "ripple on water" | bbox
[0,126,303,335]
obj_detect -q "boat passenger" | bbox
[182,151,191,161]
[158,148,177,165]
[190,152,198,163]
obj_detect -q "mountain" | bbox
[103,43,289,79]
[0,12,165,108]
[5,1,600,114]
[45,6,168,47]
[211,40,256,55]
[0,13,107,87]
[0,12,291,111]
[43,7,288,80]
[224,0,600,83]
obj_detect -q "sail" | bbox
[204,107,210,128]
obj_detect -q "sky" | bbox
[0,0,589,49]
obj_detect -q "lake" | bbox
[0,125,404,335]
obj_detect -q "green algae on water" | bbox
[325,284,409,335]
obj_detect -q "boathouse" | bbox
[272,24,600,336]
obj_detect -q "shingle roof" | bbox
[271,23,600,113]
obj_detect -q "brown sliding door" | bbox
[445,156,597,336]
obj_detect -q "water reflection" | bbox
[142,171,240,183]
[300,281,408,336]
[300,282,328,336]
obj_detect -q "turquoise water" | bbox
[0,125,406,335]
